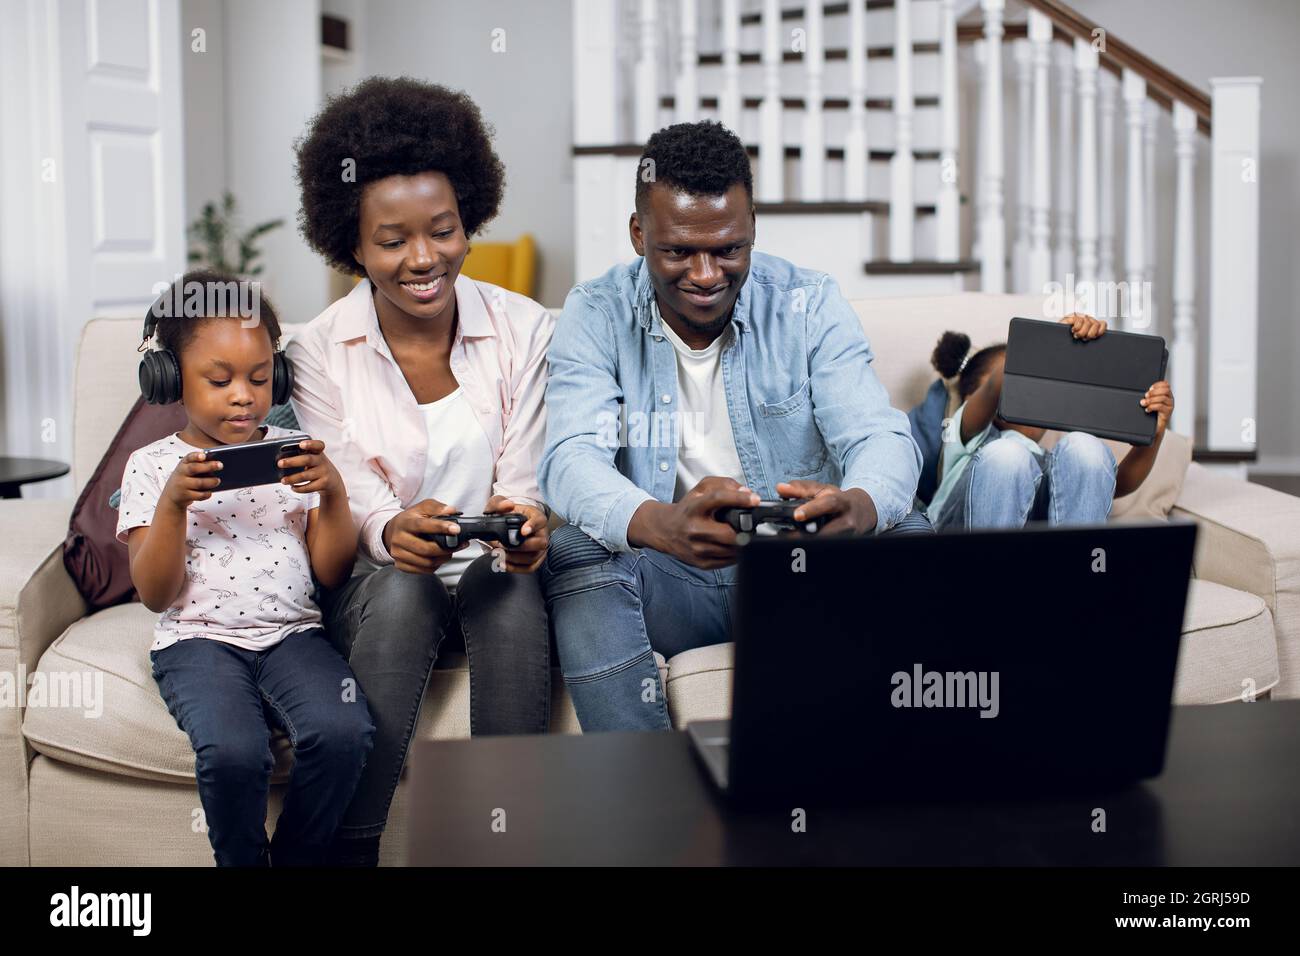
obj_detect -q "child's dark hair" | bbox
[931,331,1006,400]
[294,76,505,276]
[153,268,282,358]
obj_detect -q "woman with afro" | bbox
[289,76,553,865]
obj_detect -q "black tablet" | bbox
[998,317,1168,446]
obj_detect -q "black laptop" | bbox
[999,317,1168,445]
[687,521,1197,805]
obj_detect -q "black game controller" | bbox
[715,498,826,535]
[432,512,527,551]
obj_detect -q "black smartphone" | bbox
[204,434,311,491]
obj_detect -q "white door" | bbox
[0,0,185,495]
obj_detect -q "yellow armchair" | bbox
[460,233,538,298]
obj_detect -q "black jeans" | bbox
[319,552,550,842]
[150,628,375,866]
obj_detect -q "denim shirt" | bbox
[539,251,922,551]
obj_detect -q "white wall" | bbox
[363,0,576,308]
[1068,0,1300,463]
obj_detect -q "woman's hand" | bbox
[484,495,549,574]
[382,499,465,575]
[1140,380,1174,436]
[1060,312,1107,339]
[278,439,346,500]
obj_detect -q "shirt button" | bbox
[659,461,669,472]
[661,394,671,404]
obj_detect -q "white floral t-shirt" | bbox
[116,426,322,652]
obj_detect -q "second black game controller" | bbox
[715,498,826,535]
[431,512,527,551]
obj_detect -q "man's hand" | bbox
[776,480,878,536]
[483,495,549,574]
[382,498,464,575]
[160,451,223,513]
[1060,312,1106,339]
[1140,380,1174,437]
[628,476,758,569]
[277,439,346,499]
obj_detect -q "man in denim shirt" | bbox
[540,121,928,732]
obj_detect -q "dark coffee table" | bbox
[0,456,69,498]
[409,700,1300,866]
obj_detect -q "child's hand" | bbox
[1140,381,1174,436]
[1060,312,1107,340]
[161,451,222,512]
[277,439,345,499]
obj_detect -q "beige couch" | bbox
[3,293,1298,866]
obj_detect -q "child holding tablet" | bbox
[926,313,1174,530]
[117,270,374,866]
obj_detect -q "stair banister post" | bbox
[720,0,741,132]
[1122,68,1147,330]
[1170,101,1197,439]
[843,0,868,201]
[758,0,783,201]
[970,37,987,263]
[675,0,698,123]
[977,0,1005,290]
[1054,41,1076,286]
[1012,39,1032,292]
[1097,69,1118,286]
[801,0,826,201]
[890,0,916,261]
[1027,9,1051,295]
[936,0,960,261]
[635,0,660,141]
[572,0,621,284]
[1074,38,1099,292]
[1144,100,1159,333]
[1207,77,1261,452]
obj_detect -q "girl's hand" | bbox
[278,439,345,499]
[484,495,549,574]
[161,451,222,512]
[1060,312,1107,340]
[1140,381,1174,436]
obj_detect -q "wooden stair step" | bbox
[1192,448,1259,464]
[739,0,898,26]
[571,144,942,162]
[658,94,941,111]
[698,42,940,66]
[758,201,937,216]
[862,259,980,275]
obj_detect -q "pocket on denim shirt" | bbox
[758,379,829,478]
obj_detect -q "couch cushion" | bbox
[1175,580,1279,704]
[23,600,579,783]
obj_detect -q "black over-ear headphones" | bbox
[138,293,294,405]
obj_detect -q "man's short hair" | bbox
[635,121,754,213]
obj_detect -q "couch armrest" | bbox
[0,498,84,864]
[1172,463,1300,698]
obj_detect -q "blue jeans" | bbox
[541,508,933,732]
[933,431,1117,531]
[150,628,375,867]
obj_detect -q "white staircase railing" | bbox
[570,0,1261,455]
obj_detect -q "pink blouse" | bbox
[286,276,554,565]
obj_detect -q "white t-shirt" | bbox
[399,387,497,588]
[115,426,321,653]
[659,316,746,501]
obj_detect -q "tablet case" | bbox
[998,317,1167,446]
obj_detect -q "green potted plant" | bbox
[186,192,283,276]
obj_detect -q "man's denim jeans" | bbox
[540,509,933,732]
[933,431,1117,531]
[150,627,375,866]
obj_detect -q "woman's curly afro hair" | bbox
[294,76,505,276]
